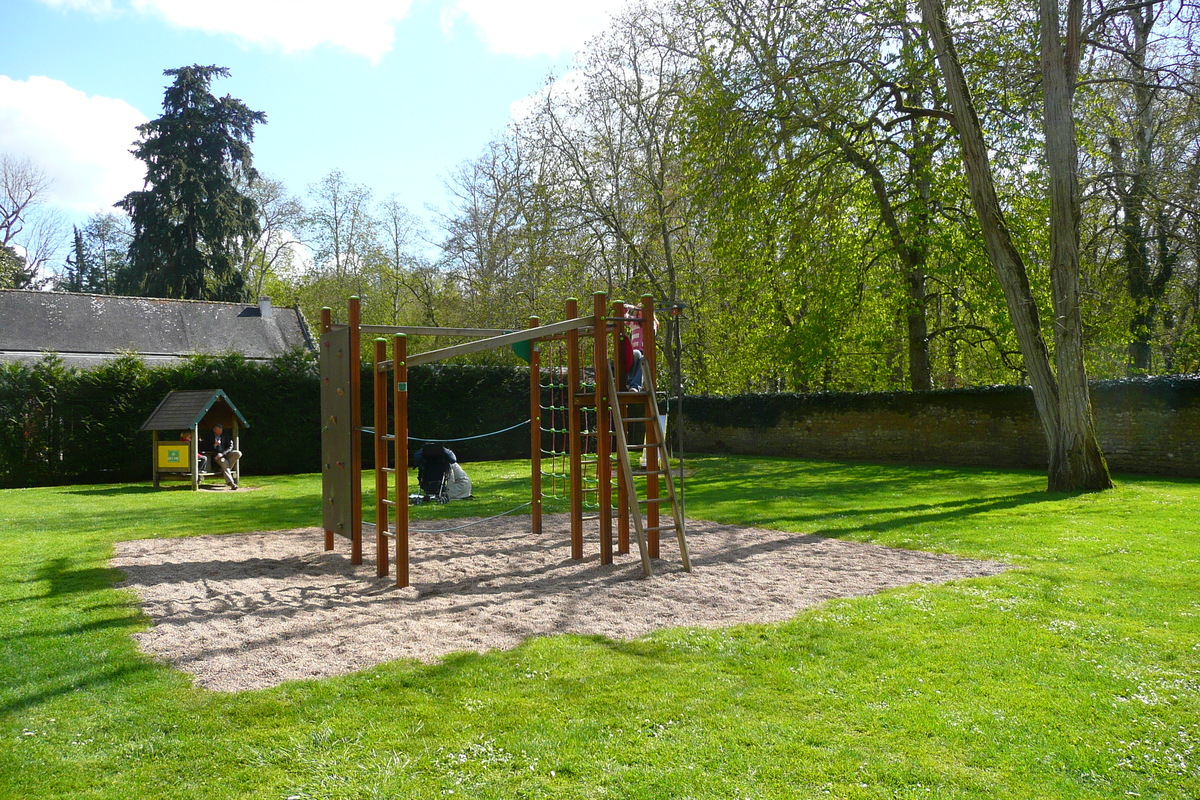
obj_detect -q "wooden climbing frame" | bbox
[319,291,690,590]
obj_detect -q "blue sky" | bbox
[0,0,626,241]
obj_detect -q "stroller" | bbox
[411,443,452,505]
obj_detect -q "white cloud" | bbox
[0,76,147,218]
[443,0,630,58]
[129,0,415,63]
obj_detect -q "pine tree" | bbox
[117,65,266,301]
[56,226,89,292]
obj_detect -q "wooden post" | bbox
[321,306,335,552]
[594,291,612,565]
[348,297,363,565]
[191,424,200,491]
[642,294,660,559]
[529,315,542,537]
[152,430,160,489]
[567,298,583,560]
[566,297,585,561]
[374,338,389,577]
[395,333,410,588]
[613,299,630,555]
[232,423,241,486]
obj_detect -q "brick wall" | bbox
[679,377,1200,478]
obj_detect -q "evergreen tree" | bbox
[56,226,90,292]
[117,65,266,301]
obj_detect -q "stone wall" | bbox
[679,377,1200,478]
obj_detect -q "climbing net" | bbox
[538,338,572,503]
[538,338,605,511]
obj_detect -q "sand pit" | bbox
[112,515,1010,692]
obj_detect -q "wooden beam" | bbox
[594,292,612,566]
[395,334,410,589]
[321,307,334,553]
[374,338,389,578]
[360,325,509,338]
[642,294,660,560]
[528,316,543,537]
[567,298,583,561]
[349,297,363,566]
[406,315,593,366]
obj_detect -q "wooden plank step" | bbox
[637,497,672,505]
[630,468,668,477]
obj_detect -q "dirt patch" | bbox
[112,515,1009,692]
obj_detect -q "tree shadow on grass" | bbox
[64,485,164,496]
[37,557,125,599]
[0,662,161,717]
[795,489,1064,538]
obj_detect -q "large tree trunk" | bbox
[1039,0,1113,491]
[920,0,1112,491]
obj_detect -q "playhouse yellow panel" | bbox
[157,442,191,471]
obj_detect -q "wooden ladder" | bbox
[606,360,692,576]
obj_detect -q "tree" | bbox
[1,155,50,249]
[81,212,134,295]
[241,174,305,297]
[1,155,63,289]
[0,243,28,290]
[920,0,1112,491]
[304,170,376,288]
[56,227,99,293]
[1079,0,1200,374]
[117,65,266,301]
[375,195,431,325]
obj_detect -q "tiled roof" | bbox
[140,389,250,431]
[0,290,314,366]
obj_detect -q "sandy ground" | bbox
[112,515,1010,692]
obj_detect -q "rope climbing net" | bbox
[538,337,571,503]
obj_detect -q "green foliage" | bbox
[396,364,532,461]
[0,355,72,484]
[117,65,266,301]
[682,384,1041,429]
[0,242,33,290]
[0,353,540,488]
[682,374,1200,430]
[0,352,321,487]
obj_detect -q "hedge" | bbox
[0,353,535,488]
[679,376,1200,430]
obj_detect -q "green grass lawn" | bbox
[1,457,1197,799]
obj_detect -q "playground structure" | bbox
[319,292,690,588]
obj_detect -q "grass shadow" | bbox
[64,485,166,496]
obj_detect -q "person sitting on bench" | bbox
[199,423,241,489]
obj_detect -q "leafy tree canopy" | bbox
[0,243,31,290]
